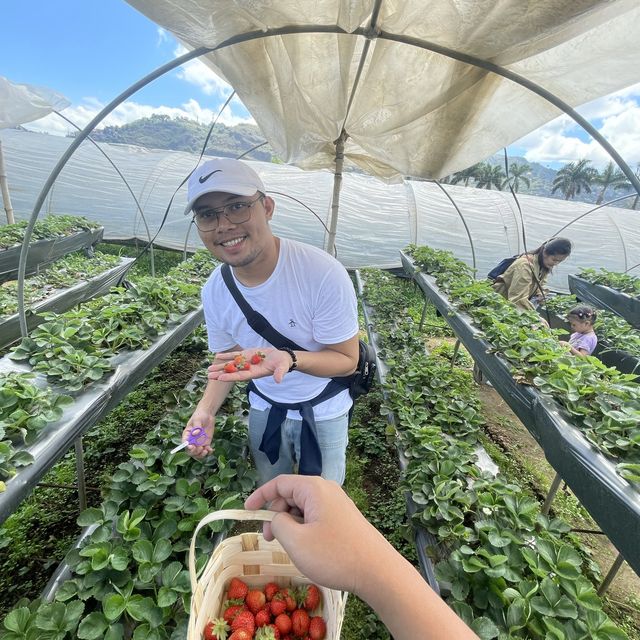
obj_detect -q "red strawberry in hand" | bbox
[250,351,265,365]
[224,362,238,374]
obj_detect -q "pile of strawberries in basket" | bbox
[204,577,327,640]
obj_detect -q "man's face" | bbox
[193,191,274,268]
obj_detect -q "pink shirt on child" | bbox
[569,331,598,355]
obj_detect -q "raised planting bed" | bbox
[401,251,640,577]
[569,273,640,330]
[0,306,203,526]
[0,257,133,350]
[355,270,440,593]
[0,227,104,282]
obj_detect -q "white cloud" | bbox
[173,44,233,97]
[21,96,255,137]
[156,27,170,46]
[515,84,640,169]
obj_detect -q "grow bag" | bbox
[0,257,134,350]
[0,306,203,526]
[569,274,640,329]
[401,252,640,576]
[0,227,104,282]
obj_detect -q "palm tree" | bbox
[501,162,531,193]
[551,159,596,200]
[475,163,505,190]
[593,161,631,205]
[450,163,483,187]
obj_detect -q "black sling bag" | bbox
[220,263,376,402]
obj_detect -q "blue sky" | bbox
[2,0,640,171]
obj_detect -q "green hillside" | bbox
[89,114,278,162]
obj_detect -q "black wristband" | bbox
[281,347,297,372]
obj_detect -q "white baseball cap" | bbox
[184,158,266,215]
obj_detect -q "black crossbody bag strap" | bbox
[220,263,305,352]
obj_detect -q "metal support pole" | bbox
[325,131,347,257]
[451,339,461,370]
[74,437,88,512]
[597,552,625,596]
[0,140,15,224]
[419,298,429,331]
[541,472,563,515]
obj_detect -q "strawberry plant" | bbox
[0,251,121,318]
[579,268,640,298]
[0,366,255,639]
[359,266,628,640]
[406,245,640,487]
[0,215,99,250]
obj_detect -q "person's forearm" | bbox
[357,539,477,640]
[286,347,357,378]
[197,378,235,414]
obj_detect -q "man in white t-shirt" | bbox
[180,158,359,485]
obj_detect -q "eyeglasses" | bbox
[192,195,263,231]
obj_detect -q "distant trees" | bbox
[475,164,506,190]
[502,163,531,192]
[593,161,631,205]
[551,159,597,200]
[450,163,483,187]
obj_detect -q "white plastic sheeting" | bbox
[0,76,69,129]
[125,0,640,180]
[1,128,638,290]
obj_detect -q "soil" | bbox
[476,383,640,636]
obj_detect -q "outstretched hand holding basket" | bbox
[188,475,478,640]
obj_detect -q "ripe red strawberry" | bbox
[255,607,271,627]
[309,616,326,640]
[291,609,310,637]
[270,594,287,617]
[274,613,292,635]
[255,624,281,639]
[229,630,253,640]
[204,618,230,640]
[224,362,238,374]
[299,584,321,611]
[227,578,249,601]
[223,604,247,625]
[231,610,255,636]
[250,352,264,365]
[280,589,296,613]
[246,589,267,614]
[264,582,280,601]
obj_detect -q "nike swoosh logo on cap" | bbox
[198,169,222,184]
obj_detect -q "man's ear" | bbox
[263,195,275,220]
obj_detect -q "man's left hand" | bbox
[208,347,292,384]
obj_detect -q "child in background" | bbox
[560,305,598,356]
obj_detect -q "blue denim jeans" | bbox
[248,407,349,486]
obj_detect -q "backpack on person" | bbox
[487,255,518,281]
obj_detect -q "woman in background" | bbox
[492,237,572,312]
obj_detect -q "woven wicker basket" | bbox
[187,508,348,639]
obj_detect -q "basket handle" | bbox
[188,509,275,601]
